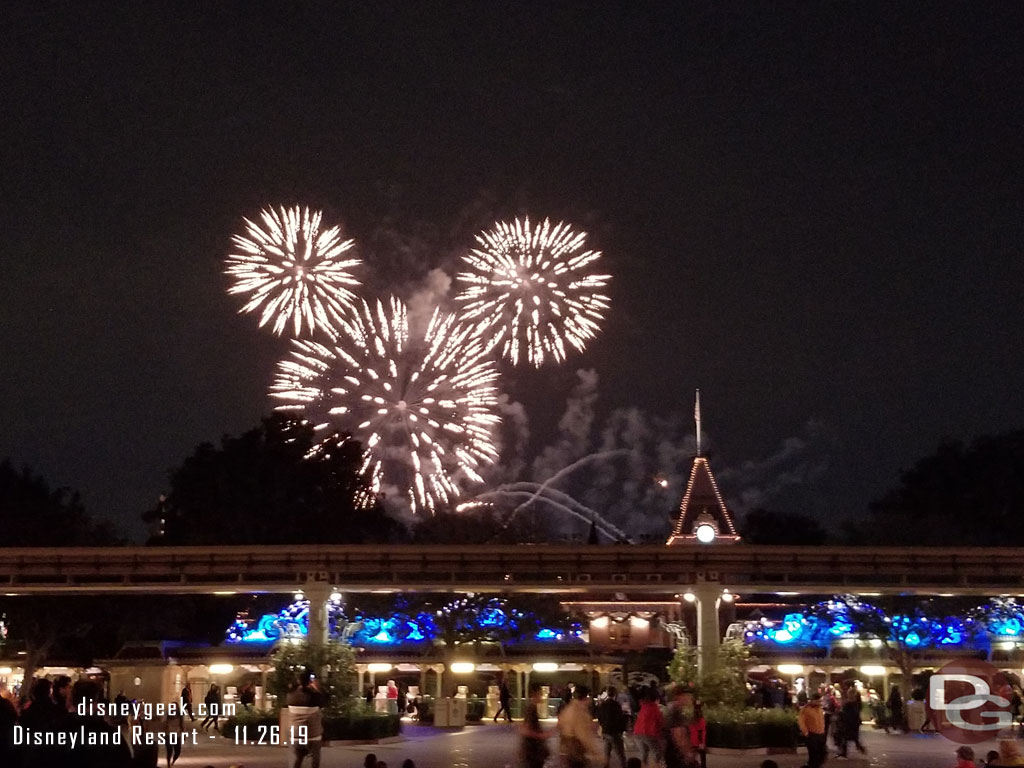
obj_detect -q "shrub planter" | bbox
[465,698,486,723]
[704,706,799,753]
[323,713,402,741]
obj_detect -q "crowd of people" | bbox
[0,675,165,767]
[0,672,293,768]
[15,669,1024,768]
[793,680,1024,768]
[516,681,706,768]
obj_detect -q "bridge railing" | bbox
[0,544,1021,593]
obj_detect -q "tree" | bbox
[0,463,249,686]
[667,638,750,707]
[739,508,828,545]
[145,415,405,545]
[807,595,982,691]
[270,639,357,716]
[0,460,120,546]
[855,430,1024,545]
[352,592,577,696]
[0,461,123,685]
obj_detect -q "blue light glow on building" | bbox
[226,596,582,646]
[743,597,1018,652]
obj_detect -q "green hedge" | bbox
[323,713,402,740]
[465,698,486,722]
[220,709,402,741]
[220,709,277,739]
[414,695,435,723]
[704,706,799,749]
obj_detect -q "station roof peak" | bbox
[666,391,740,545]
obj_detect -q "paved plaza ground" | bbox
[154,722,1011,768]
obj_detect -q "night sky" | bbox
[2,3,1022,541]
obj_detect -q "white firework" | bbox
[225,206,360,337]
[455,217,610,366]
[271,296,501,512]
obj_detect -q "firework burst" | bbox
[225,206,360,337]
[455,217,610,366]
[271,297,501,512]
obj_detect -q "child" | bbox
[689,702,707,768]
[955,746,975,768]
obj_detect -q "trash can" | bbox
[450,697,467,726]
[434,697,451,726]
[906,699,925,731]
[435,697,466,726]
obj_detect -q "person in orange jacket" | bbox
[798,692,828,768]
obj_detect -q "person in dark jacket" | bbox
[71,679,133,768]
[0,684,17,766]
[520,682,550,768]
[837,687,866,757]
[596,687,628,767]
[239,683,256,710]
[287,670,324,768]
[494,680,512,722]
[887,685,905,732]
[18,678,62,767]
[180,683,195,722]
[662,685,694,768]
[200,684,221,733]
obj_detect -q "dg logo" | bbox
[929,657,1014,744]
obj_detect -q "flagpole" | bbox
[695,388,702,457]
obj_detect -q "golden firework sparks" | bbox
[271,296,501,513]
[455,217,610,366]
[225,206,360,337]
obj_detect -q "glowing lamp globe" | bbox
[695,523,717,544]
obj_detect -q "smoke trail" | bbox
[716,420,833,513]
[531,369,599,482]
[471,487,632,543]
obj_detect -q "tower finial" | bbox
[695,388,702,456]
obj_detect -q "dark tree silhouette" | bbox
[0,460,120,546]
[0,460,123,685]
[854,430,1024,546]
[739,508,828,545]
[145,415,405,545]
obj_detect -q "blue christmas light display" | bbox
[226,597,347,644]
[226,595,581,646]
[987,599,1024,638]
[743,597,1018,652]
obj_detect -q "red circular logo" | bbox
[929,658,1013,745]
